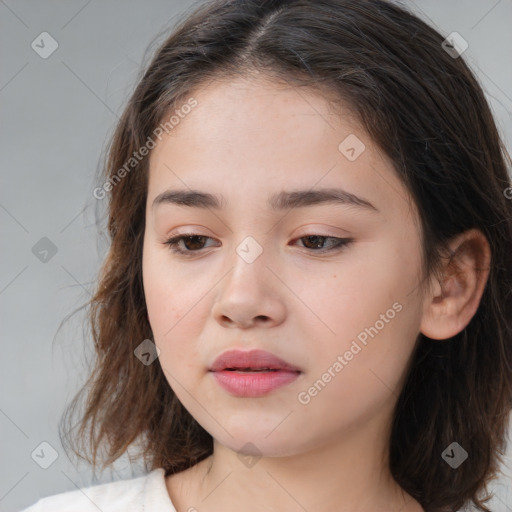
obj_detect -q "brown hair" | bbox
[59,1,512,511]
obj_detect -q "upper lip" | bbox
[209,349,301,372]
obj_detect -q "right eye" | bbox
[163,234,219,256]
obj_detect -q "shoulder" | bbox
[20,468,176,512]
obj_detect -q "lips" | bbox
[209,349,301,373]
[209,349,302,397]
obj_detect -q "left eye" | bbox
[295,235,352,251]
[163,234,353,256]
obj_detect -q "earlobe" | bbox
[419,229,491,341]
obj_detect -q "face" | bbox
[142,75,427,457]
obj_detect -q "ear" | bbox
[420,229,491,340]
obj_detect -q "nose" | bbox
[211,242,286,329]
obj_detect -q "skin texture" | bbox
[142,74,490,512]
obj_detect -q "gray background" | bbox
[1,1,511,511]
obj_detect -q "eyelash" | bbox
[163,233,353,257]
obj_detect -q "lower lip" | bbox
[210,369,301,397]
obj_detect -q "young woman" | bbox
[22,0,512,511]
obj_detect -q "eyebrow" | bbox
[152,187,379,213]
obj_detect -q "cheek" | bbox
[295,249,411,347]
[143,250,189,340]
[297,304,419,435]
[142,249,211,376]
[303,239,422,381]
[143,266,180,333]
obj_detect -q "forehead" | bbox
[163,75,358,147]
[147,75,414,220]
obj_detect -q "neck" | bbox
[166,409,423,512]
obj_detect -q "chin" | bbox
[211,426,306,458]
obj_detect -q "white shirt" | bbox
[20,468,177,512]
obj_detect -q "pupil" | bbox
[185,235,205,250]
[304,235,324,249]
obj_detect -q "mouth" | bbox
[224,368,281,372]
[208,349,302,397]
[209,349,301,373]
